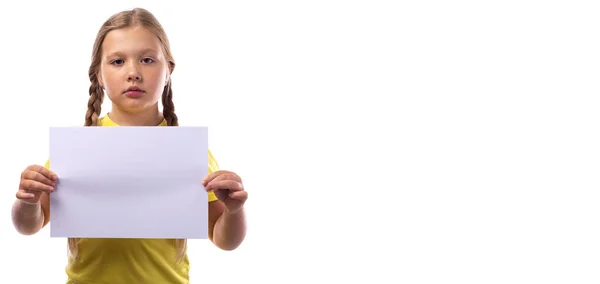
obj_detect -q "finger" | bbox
[26,165,58,181]
[16,190,35,200]
[203,172,241,188]
[20,179,54,193]
[203,173,231,189]
[23,170,55,186]
[202,170,227,186]
[202,170,240,186]
[206,180,243,192]
[228,191,248,201]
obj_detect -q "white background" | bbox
[0,0,599,283]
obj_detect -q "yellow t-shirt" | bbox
[45,115,219,284]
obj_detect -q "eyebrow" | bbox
[105,48,159,58]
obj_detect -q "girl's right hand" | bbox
[16,165,57,204]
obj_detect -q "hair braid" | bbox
[85,79,104,126]
[162,69,185,261]
[162,80,178,126]
[69,73,105,261]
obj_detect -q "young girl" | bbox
[11,8,247,284]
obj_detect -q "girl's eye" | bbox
[111,59,124,65]
[142,58,155,63]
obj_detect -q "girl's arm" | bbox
[12,192,50,235]
[208,200,247,251]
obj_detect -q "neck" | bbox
[108,104,164,126]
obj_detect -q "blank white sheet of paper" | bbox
[48,126,209,239]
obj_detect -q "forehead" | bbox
[102,26,162,56]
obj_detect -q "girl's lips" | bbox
[124,90,145,98]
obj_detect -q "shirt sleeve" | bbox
[207,150,219,202]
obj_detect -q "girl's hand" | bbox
[202,170,247,214]
[16,165,57,204]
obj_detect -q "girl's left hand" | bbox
[202,170,247,214]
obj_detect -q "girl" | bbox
[11,7,247,284]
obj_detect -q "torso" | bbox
[66,238,190,284]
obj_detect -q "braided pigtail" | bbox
[84,79,104,126]
[163,73,186,262]
[67,238,80,261]
[68,70,105,261]
[175,239,187,263]
[162,79,179,126]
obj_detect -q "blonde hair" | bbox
[71,7,185,262]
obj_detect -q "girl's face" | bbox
[97,26,169,113]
